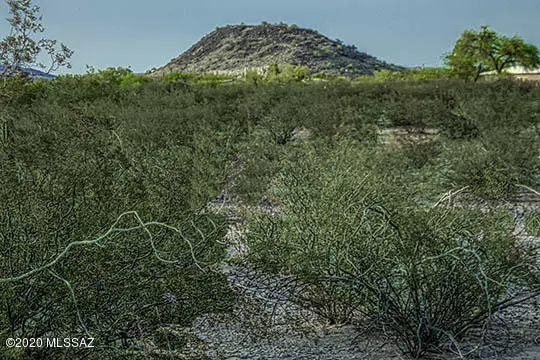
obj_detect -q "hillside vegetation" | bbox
[0,72,539,359]
[151,23,403,78]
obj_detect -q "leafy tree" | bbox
[0,0,73,79]
[445,25,540,81]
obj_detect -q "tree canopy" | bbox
[445,25,540,81]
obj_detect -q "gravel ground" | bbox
[190,266,540,360]
[190,265,540,360]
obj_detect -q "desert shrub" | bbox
[0,75,43,106]
[398,137,442,169]
[265,63,311,83]
[247,141,531,357]
[26,68,153,105]
[119,72,150,88]
[405,67,453,81]
[0,210,232,360]
[442,126,538,199]
[201,79,538,205]
[366,79,539,198]
[232,128,304,204]
[162,72,236,86]
[455,79,538,132]
[195,73,236,85]
[310,72,348,82]
[43,74,122,103]
[380,97,438,127]
[526,211,540,237]
[162,72,198,83]
[354,68,452,83]
[243,69,263,85]
[1,72,537,358]
[91,66,133,85]
[292,65,310,81]
[0,85,234,359]
[436,109,480,140]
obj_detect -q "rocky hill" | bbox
[151,23,403,78]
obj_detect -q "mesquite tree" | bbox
[445,25,540,81]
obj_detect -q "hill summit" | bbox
[151,23,403,78]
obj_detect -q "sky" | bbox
[0,0,539,75]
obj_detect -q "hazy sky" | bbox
[1,0,539,74]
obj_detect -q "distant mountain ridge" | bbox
[0,64,55,79]
[151,23,403,78]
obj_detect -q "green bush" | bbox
[247,142,530,356]
[310,72,347,82]
[442,113,539,198]
[0,82,234,359]
[195,73,236,85]
[162,72,198,83]
[354,68,452,83]
[264,63,311,83]
[119,73,150,88]
[243,69,263,85]
[526,211,540,237]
